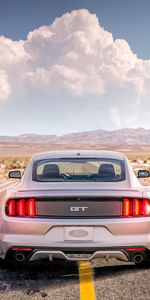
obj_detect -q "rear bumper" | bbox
[1,216,150,260]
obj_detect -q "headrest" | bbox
[42,164,60,178]
[98,163,116,178]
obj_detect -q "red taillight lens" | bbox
[123,198,150,217]
[7,199,16,216]
[16,199,25,216]
[133,198,142,216]
[6,198,36,217]
[123,198,132,216]
[142,199,150,215]
[26,198,36,216]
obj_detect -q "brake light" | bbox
[123,198,132,216]
[26,198,36,216]
[16,199,25,216]
[142,199,150,215]
[133,198,141,216]
[6,198,36,217]
[123,198,150,217]
[7,199,16,216]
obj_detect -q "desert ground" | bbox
[0,143,150,184]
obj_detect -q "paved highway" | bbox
[0,259,149,300]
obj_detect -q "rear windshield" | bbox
[32,158,126,182]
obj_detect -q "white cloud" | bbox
[0,70,11,102]
[0,9,150,128]
[0,36,28,67]
[22,9,145,99]
[110,108,121,128]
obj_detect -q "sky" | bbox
[0,0,150,136]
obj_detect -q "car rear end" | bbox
[1,150,150,264]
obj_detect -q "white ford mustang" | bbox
[0,150,150,265]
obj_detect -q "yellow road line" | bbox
[79,261,96,300]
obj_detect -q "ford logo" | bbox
[69,229,89,238]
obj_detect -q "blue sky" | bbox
[0,0,150,135]
[1,0,150,59]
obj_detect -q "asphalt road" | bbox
[0,259,149,300]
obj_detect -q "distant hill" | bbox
[1,128,150,145]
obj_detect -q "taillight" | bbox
[123,198,150,217]
[123,198,132,216]
[7,199,16,216]
[6,198,36,217]
[26,198,36,216]
[16,199,25,216]
[133,198,142,217]
[142,199,150,215]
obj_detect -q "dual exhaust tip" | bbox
[132,252,145,264]
[14,251,27,262]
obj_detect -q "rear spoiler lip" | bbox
[14,189,143,199]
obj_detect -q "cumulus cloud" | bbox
[0,70,11,102]
[0,9,150,128]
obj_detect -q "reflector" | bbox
[126,247,146,251]
[11,247,32,251]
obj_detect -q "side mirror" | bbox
[137,169,150,178]
[8,170,21,179]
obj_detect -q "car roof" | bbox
[32,150,125,160]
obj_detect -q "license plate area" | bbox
[64,226,94,241]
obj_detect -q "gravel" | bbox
[95,260,150,300]
[0,260,79,300]
[0,259,149,300]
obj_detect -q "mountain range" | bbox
[1,128,150,145]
